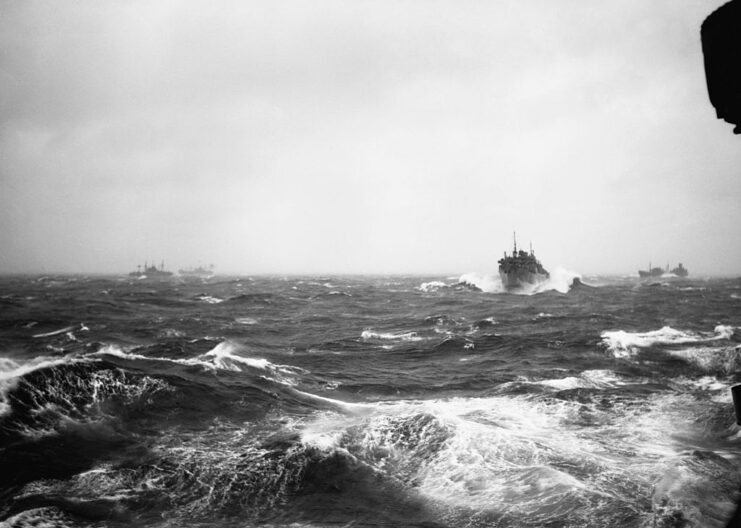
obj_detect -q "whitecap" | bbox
[0,355,96,418]
[196,295,224,304]
[457,273,504,293]
[419,281,448,292]
[32,325,75,338]
[601,325,736,358]
[361,330,423,342]
[458,267,582,295]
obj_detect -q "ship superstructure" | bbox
[129,261,174,279]
[638,262,689,279]
[498,233,549,289]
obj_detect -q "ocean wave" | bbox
[0,355,94,418]
[194,294,224,304]
[296,389,737,525]
[419,281,448,293]
[224,293,275,305]
[530,369,625,390]
[360,330,423,342]
[0,360,172,440]
[666,346,741,375]
[95,341,306,386]
[457,273,505,293]
[601,325,736,358]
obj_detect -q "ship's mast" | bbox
[513,231,517,254]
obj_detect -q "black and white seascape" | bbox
[1,274,741,527]
[2,1,741,527]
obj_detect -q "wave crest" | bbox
[601,325,737,359]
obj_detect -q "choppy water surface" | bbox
[1,274,741,527]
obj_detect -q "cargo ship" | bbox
[638,262,689,279]
[498,233,549,289]
[638,262,665,279]
[129,261,173,279]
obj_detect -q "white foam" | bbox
[601,325,736,358]
[299,390,726,521]
[204,341,271,371]
[0,355,83,383]
[361,330,423,342]
[419,281,448,292]
[671,375,729,393]
[94,341,305,387]
[196,295,224,304]
[667,346,741,375]
[457,273,505,293]
[0,355,96,417]
[531,267,582,295]
[536,369,624,390]
[32,325,75,338]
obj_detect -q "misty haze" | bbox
[1,0,740,276]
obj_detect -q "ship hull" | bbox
[499,269,549,290]
[129,271,173,279]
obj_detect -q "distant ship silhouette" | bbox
[129,261,173,278]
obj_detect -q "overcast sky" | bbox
[1,0,739,276]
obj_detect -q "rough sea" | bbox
[2,272,741,528]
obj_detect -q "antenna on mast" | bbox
[513,231,517,253]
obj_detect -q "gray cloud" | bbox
[1,0,739,275]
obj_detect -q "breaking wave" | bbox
[601,325,736,359]
[360,330,423,342]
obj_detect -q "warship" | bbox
[129,261,174,279]
[498,233,549,289]
[178,265,215,278]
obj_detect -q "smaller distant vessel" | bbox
[129,261,173,279]
[178,264,215,278]
[498,233,549,289]
[638,262,665,279]
[638,262,689,279]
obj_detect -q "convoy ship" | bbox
[638,262,689,279]
[498,233,549,289]
[129,261,173,279]
[670,263,689,277]
[178,265,215,278]
[638,263,665,279]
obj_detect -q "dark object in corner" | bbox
[701,0,741,134]
[727,385,741,528]
[732,384,741,425]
